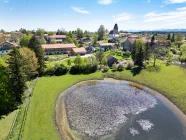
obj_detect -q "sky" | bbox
[1,0,186,32]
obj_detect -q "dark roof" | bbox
[107,55,118,61]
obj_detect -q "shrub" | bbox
[54,64,69,76]
[102,65,109,72]
[70,64,97,75]
[44,67,55,76]
[112,63,118,71]
[123,51,131,58]
[117,64,124,71]
[126,61,134,70]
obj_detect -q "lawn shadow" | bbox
[0,107,18,119]
[130,67,142,76]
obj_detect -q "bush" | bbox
[54,64,69,76]
[126,61,134,70]
[102,65,109,72]
[117,64,124,71]
[123,51,131,58]
[112,63,118,71]
[70,64,97,75]
[44,67,55,76]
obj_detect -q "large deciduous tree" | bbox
[28,36,45,75]
[19,47,38,79]
[20,35,32,47]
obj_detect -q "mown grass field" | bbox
[0,110,17,140]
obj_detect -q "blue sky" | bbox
[1,0,186,31]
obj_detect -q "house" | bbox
[3,34,13,42]
[121,36,139,51]
[42,44,76,55]
[80,37,91,42]
[109,24,119,40]
[107,55,118,67]
[121,35,159,52]
[0,41,18,55]
[48,35,66,43]
[98,43,116,51]
[72,47,87,55]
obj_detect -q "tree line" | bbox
[0,36,45,114]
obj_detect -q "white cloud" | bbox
[148,0,151,2]
[98,0,115,5]
[144,7,186,25]
[164,0,186,4]
[113,13,133,22]
[71,7,90,14]
[4,0,9,3]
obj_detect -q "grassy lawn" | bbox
[22,72,103,140]
[1,64,186,140]
[0,110,17,140]
[46,58,75,68]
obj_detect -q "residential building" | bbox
[48,35,66,43]
[0,41,18,55]
[121,35,159,52]
[42,44,76,55]
[80,37,91,42]
[98,43,117,51]
[72,47,87,55]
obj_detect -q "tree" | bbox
[0,29,5,33]
[175,33,184,48]
[77,28,83,38]
[171,33,175,42]
[50,38,57,44]
[74,55,83,66]
[131,39,145,67]
[19,28,27,34]
[65,36,73,43]
[98,25,105,40]
[7,47,26,104]
[40,37,46,44]
[95,51,104,63]
[19,47,38,79]
[93,34,98,47]
[150,35,155,47]
[28,36,45,75]
[67,59,71,67]
[167,33,171,40]
[20,35,32,47]
[67,31,74,38]
[36,28,45,36]
[73,40,79,47]
[56,29,60,35]
[101,55,108,65]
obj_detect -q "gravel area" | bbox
[65,81,157,137]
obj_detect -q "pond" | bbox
[56,79,186,140]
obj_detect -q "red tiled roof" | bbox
[72,47,87,53]
[42,44,76,49]
[48,35,66,39]
[0,41,18,47]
